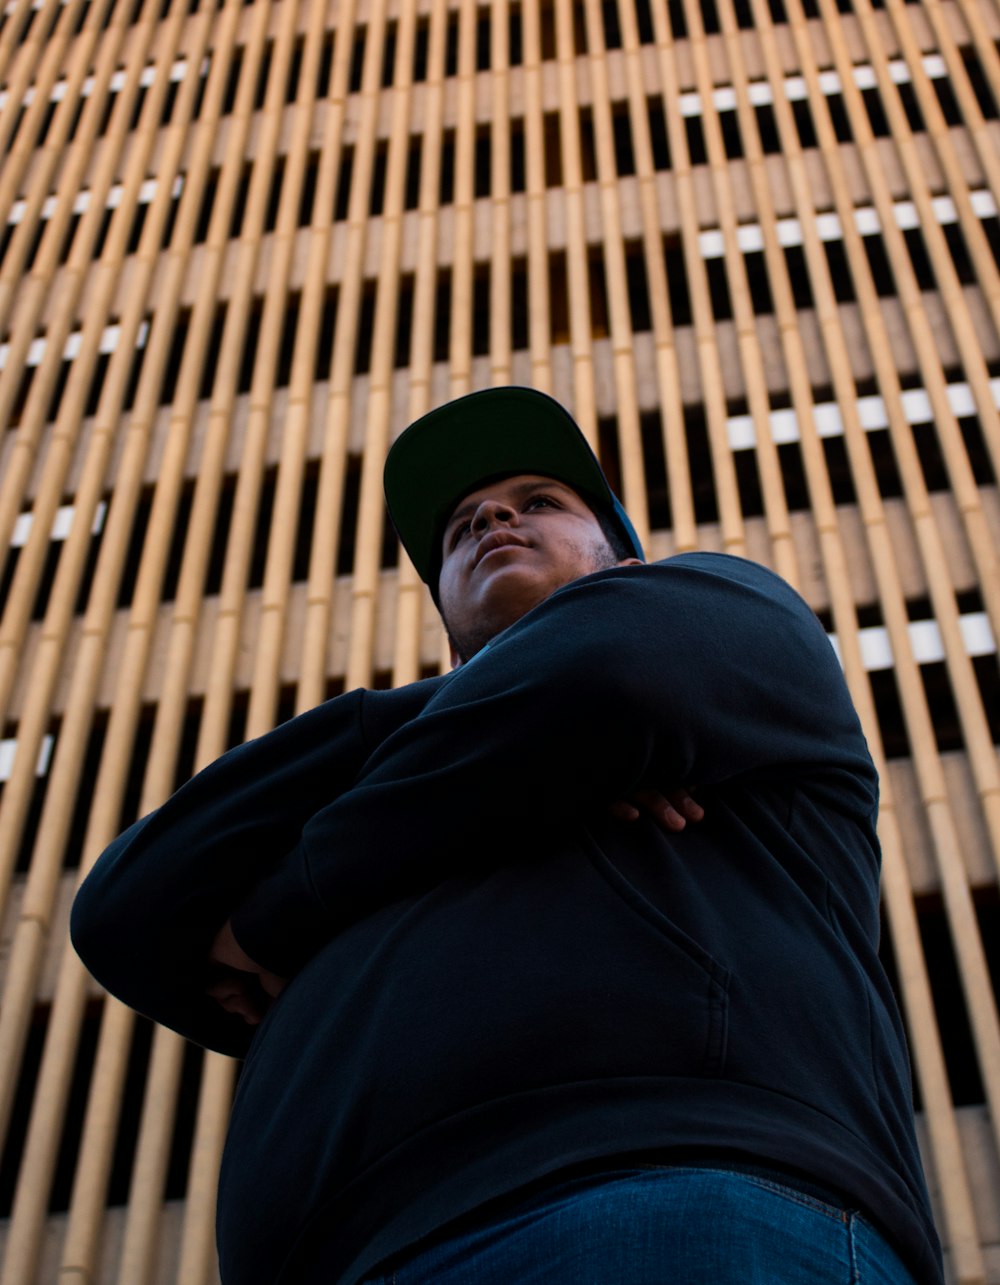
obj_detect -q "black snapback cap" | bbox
[383,386,644,587]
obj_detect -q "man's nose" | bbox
[471,499,518,532]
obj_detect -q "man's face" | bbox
[437,474,635,663]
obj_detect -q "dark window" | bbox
[961,46,999,119]
[254,42,273,109]
[943,222,975,284]
[369,144,388,216]
[434,268,452,362]
[540,0,556,59]
[663,235,692,324]
[317,33,335,97]
[413,19,429,82]
[477,9,491,69]
[573,0,588,53]
[349,28,366,92]
[126,200,147,255]
[247,468,276,589]
[299,152,319,226]
[544,113,562,186]
[510,119,526,192]
[511,258,529,349]
[904,226,937,290]
[635,0,655,42]
[866,428,904,498]
[613,106,636,176]
[720,110,744,159]
[982,216,1000,271]
[199,304,227,399]
[354,281,376,374]
[706,257,733,320]
[792,98,817,148]
[230,162,252,238]
[862,87,890,137]
[755,102,781,153]
[439,130,456,204]
[475,128,491,198]
[116,488,153,608]
[897,82,925,133]
[549,251,570,343]
[823,433,856,503]
[647,97,671,169]
[685,114,707,164]
[275,292,299,387]
[160,308,190,404]
[668,0,687,37]
[314,287,339,380]
[223,46,243,113]
[683,403,718,522]
[394,275,414,367]
[625,242,652,331]
[745,250,774,314]
[823,239,856,302]
[445,12,459,76]
[700,0,720,33]
[334,147,354,220]
[381,22,397,87]
[931,74,964,127]
[827,93,853,142]
[640,410,672,529]
[783,244,814,308]
[286,37,304,102]
[405,138,422,209]
[237,298,262,393]
[862,233,897,297]
[602,0,622,48]
[473,266,490,355]
[733,439,764,517]
[579,108,598,182]
[588,248,610,338]
[292,467,319,583]
[264,157,284,231]
[509,5,523,65]
[777,439,810,509]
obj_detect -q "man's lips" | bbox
[473,532,530,567]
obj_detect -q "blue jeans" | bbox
[361,1167,917,1284]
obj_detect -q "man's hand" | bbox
[206,920,288,1026]
[610,787,704,833]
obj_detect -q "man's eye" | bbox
[451,521,472,546]
[526,495,557,510]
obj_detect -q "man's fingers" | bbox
[668,790,704,823]
[611,787,703,832]
[609,800,641,821]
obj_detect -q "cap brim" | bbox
[384,387,637,584]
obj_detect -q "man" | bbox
[72,387,942,1285]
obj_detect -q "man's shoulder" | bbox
[599,551,808,611]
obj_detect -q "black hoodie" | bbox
[71,553,943,1285]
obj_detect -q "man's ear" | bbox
[617,557,643,568]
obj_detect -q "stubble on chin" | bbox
[447,535,620,664]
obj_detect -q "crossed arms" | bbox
[71,554,875,1056]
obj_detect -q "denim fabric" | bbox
[360,1168,918,1285]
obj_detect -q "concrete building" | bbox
[0,0,997,1278]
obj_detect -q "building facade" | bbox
[0,0,998,1278]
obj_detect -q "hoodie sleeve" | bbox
[70,679,445,1054]
[228,554,878,977]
